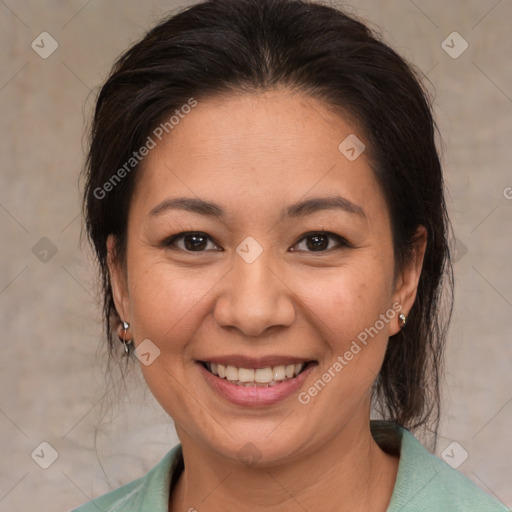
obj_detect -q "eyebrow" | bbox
[148,195,366,220]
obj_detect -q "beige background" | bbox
[0,0,511,510]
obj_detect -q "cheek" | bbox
[297,264,392,345]
[293,264,394,408]
[127,256,210,345]
[125,258,217,430]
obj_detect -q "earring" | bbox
[118,320,133,355]
[398,313,407,329]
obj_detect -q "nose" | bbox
[213,249,296,338]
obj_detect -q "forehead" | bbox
[131,90,388,225]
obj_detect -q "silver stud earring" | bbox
[398,313,407,329]
[119,321,133,355]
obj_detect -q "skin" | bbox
[108,89,427,511]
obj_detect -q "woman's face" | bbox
[108,90,425,466]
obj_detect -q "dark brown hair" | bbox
[82,0,454,442]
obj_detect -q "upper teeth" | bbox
[207,362,304,384]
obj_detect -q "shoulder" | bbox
[386,425,510,512]
[70,444,182,512]
[70,477,144,512]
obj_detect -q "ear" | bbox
[107,234,131,322]
[389,225,428,336]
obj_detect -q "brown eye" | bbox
[291,232,350,252]
[162,232,221,252]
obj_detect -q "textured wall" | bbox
[0,1,510,510]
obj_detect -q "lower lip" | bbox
[197,362,315,407]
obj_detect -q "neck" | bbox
[170,418,399,512]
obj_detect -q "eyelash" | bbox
[160,231,352,253]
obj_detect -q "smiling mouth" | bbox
[200,361,314,387]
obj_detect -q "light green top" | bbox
[72,422,510,511]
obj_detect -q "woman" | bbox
[73,0,509,510]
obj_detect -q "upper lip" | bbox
[197,355,314,369]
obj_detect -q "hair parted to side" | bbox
[81,0,454,444]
